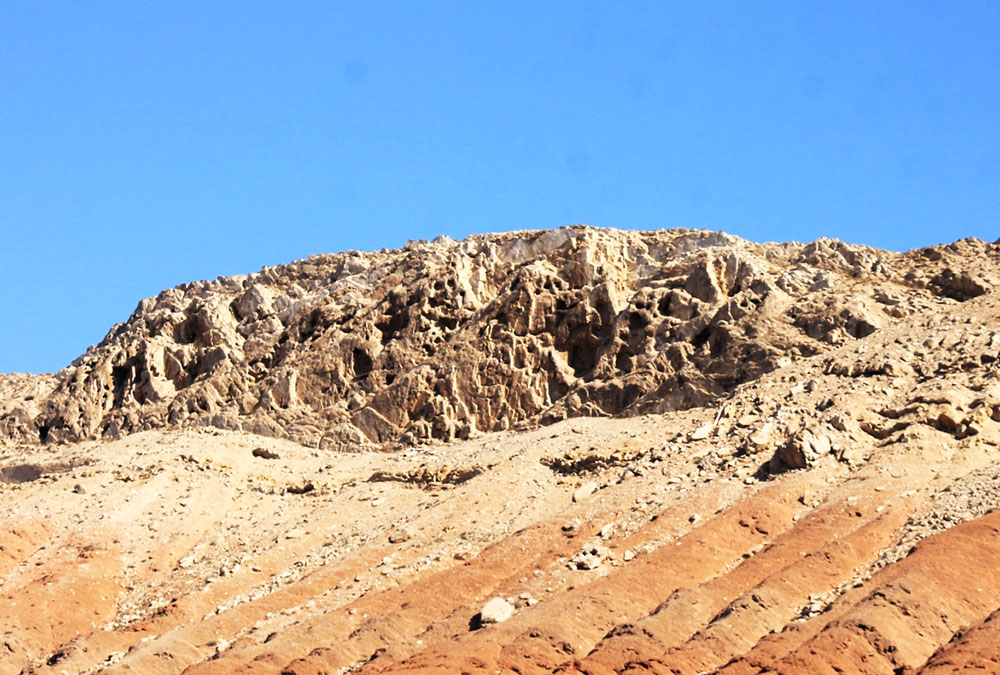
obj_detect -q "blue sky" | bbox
[2,2,998,373]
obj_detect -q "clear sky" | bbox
[2,2,998,374]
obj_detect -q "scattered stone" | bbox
[479,597,515,624]
[838,445,865,465]
[388,529,412,544]
[286,482,315,495]
[746,423,774,451]
[937,406,964,432]
[370,464,487,486]
[562,518,581,533]
[800,489,821,507]
[773,429,832,470]
[570,543,608,570]
[829,414,849,432]
[572,481,598,503]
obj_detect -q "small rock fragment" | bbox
[573,481,598,503]
[774,429,832,470]
[838,444,865,465]
[746,422,774,451]
[937,406,963,432]
[479,597,515,624]
[286,482,314,495]
[570,543,608,570]
[800,489,821,507]
[388,529,412,544]
[562,518,581,533]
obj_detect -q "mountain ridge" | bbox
[2,227,996,452]
[3,226,1000,673]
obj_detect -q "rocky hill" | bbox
[2,227,996,450]
[2,227,1000,675]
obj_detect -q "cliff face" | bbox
[4,227,997,449]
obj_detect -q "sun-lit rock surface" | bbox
[2,227,1000,674]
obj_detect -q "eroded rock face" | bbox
[3,229,1000,675]
[2,227,998,449]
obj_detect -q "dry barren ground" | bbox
[2,229,1000,674]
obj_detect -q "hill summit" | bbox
[2,227,996,451]
[4,228,1000,673]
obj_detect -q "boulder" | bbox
[479,597,515,624]
[773,429,832,470]
[573,481,599,503]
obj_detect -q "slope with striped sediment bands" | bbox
[2,227,1000,674]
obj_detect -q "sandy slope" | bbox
[2,230,1000,673]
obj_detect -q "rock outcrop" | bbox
[3,228,997,451]
[3,228,1000,674]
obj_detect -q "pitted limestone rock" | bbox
[2,228,997,449]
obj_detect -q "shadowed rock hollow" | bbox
[3,227,997,450]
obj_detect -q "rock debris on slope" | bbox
[3,227,1000,675]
